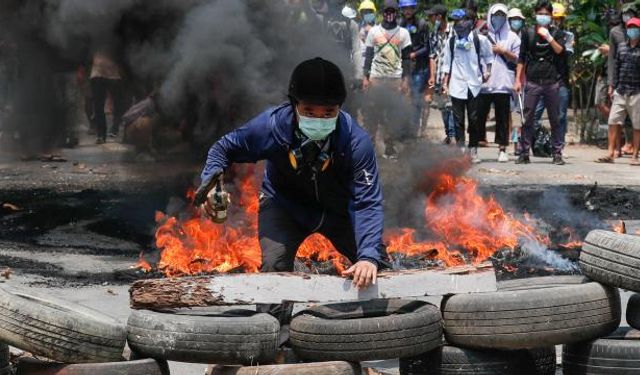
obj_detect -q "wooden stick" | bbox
[130,263,496,310]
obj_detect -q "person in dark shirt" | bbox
[513,0,566,165]
[597,17,640,165]
[398,0,430,135]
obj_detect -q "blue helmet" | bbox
[399,0,418,8]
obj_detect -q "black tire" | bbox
[628,294,640,330]
[15,358,169,375]
[289,299,443,362]
[400,345,556,375]
[563,327,640,374]
[127,309,279,365]
[580,230,640,292]
[0,343,7,367]
[0,287,126,363]
[498,275,590,291]
[212,361,360,375]
[443,281,620,350]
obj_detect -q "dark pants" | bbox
[518,81,564,155]
[451,90,480,147]
[257,197,361,326]
[477,93,511,148]
[258,198,358,272]
[91,77,125,139]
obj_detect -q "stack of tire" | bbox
[0,287,169,375]
[561,229,640,374]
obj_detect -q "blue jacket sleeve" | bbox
[201,110,277,183]
[348,129,384,266]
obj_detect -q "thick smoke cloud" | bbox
[0,0,358,153]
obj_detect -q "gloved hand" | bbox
[193,172,222,206]
[537,27,554,43]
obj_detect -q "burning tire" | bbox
[289,299,443,362]
[497,275,589,291]
[399,345,556,375]
[442,281,620,350]
[0,288,126,363]
[580,230,640,292]
[628,294,640,330]
[563,327,640,374]
[127,309,279,365]
[15,357,169,375]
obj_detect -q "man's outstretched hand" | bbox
[342,260,378,289]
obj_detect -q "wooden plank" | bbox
[207,362,361,375]
[130,263,496,309]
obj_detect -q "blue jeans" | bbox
[442,106,455,138]
[534,84,569,141]
[410,71,428,133]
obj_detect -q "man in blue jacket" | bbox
[197,57,384,289]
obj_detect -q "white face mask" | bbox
[297,110,338,141]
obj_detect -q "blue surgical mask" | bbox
[627,28,640,40]
[536,14,552,26]
[297,111,338,141]
[434,19,441,31]
[491,15,506,30]
[363,13,376,24]
[510,19,524,31]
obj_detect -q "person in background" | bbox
[508,8,526,152]
[533,2,574,144]
[597,17,640,165]
[399,0,430,136]
[476,3,520,163]
[513,0,566,165]
[362,0,412,159]
[90,50,125,144]
[441,8,493,163]
[426,4,455,143]
[605,2,638,156]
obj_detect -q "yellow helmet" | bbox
[552,3,567,18]
[358,0,377,13]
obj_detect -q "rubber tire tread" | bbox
[563,327,640,374]
[580,230,640,292]
[498,276,589,291]
[127,309,279,365]
[400,345,556,375]
[443,281,620,349]
[289,299,443,362]
[627,294,640,330]
[0,287,126,363]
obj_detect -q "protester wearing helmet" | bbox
[356,0,378,82]
[198,58,384,290]
[362,0,413,159]
[398,0,431,135]
[441,8,493,162]
[476,3,521,163]
[533,2,574,141]
[358,0,377,25]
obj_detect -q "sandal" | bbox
[596,156,615,163]
[631,159,640,166]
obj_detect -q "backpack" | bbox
[449,31,483,77]
[533,126,552,158]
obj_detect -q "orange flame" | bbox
[387,174,547,266]
[140,169,575,276]
[613,220,626,234]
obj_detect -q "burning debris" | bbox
[137,165,589,278]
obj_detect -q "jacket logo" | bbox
[356,169,374,186]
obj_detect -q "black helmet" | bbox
[288,57,347,106]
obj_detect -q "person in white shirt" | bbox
[362,0,412,159]
[441,8,493,163]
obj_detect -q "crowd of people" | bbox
[326,0,639,166]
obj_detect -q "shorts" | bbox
[608,91,640,130]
